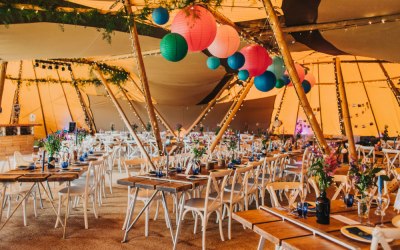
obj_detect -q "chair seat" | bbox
[284,168,306,175]
[184,198,221,211]
[209,192,243,204]
[58,185,86,195]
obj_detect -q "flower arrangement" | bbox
[132,123,138,132]
[43,132,65,157]
[382,125,389,142]
[192,146,207,159]
[224,129,238,152]
[295,121,303,141]
[349,162,388,198]
[76,128,88,144]
[308,151,341,192]
[189,133,207,159]
[199,123,204,135]
[176,123,183,137]
[146,122,152,132]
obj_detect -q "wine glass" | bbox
[375,193,390,227]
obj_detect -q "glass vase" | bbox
[357,197,370,221]
[316,191,330,224]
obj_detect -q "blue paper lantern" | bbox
[207,57,220,70]
[254,71,276,92]
[302,80,312,94]
[281,75,291,85]
[267,56,285,79]
[238,70,249,81]
[227,52,245,70]
[152,7,169,25]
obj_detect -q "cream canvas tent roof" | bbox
[0,0,399,138]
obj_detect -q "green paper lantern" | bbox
[267,56,285,79]
[160,33,188,62]
[207,56,220,70]
[275,78,285,89]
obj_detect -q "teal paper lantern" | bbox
[160,33,188,62]
[152,7,169,25]
[302,80,312,93]
[267,56,285,79]
[238,70,249,81]
[207,57,220,70]
[254,71,276,92]
[275,78,285,89]
[227,52,245,70]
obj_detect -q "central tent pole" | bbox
[210,81,254,152]
[0,62,8,113]
[262,0,330,154]
[94,67,155,170]
[124,0,163,155]
[335,58,357,161]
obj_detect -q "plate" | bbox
[340,225,393,243]
[72,162,88,166]
[392,215,400,228]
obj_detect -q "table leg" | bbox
[39,182,64,228]
[37,182,44,209]
[0,183,35,232]
[46,181,54,200]
[161,191,175,245]
[122,189,158,243]
[173,192,186,250]
[63,181,71,239]
[257,237,265,250]
[122,187,137,230]
[0,183,7,223]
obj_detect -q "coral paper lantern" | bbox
[160,33,188,62]
[240,45,272,77]
[207,25,240,58]
[254,71,276,92]
[152,7,169,25]
[171,5,217,52]
[207,56,220,70]
[238,70,249,81]
[227,52,245,70]
[304,73,316,87]
[285,63,305,86]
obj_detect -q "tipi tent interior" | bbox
[1,0,400,249]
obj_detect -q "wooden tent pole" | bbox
[55,69,74,122]
[183,75,235,137]
[354,58,380,135]
[262,0,330,154]
[32,62,48,136]
[0,62,8,113]
[118,85,146,129]
[317,63,323,131]
[124,0,163,155]
[210,81,253,152]
[378,62,400,106]
[335,58,357,161]
[10,61,22,124]
[94,67,155,169]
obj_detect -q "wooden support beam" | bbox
[124,0,163,155]
[183,75,235,137]
[32,62,48,136]
[210,81,254,153]
[262,13,400,35]
[93,66,155,170]
[317,63,323,132]
[10,61,22,124]
[335,58,357,161]
[0,62,7,113]
[355,59,380,135]
[262,0,330,154]
[118,85,147,130]
[378,62,400,106]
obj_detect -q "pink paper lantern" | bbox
[285,64,305,86]
[207,25,240,58]
[239,45,272,77]
[171,5,217,52]
[304,73,316,87]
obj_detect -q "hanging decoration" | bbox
[267,56,285,79]
[240,45,272,77]
[160,33,188,62]
[275,78,285,89]
[333,61,345,135]
[152,7,169,25]
[304,73,316,87]
[302,80,312,94]
[227,52,245,70]
[207,25,240,58]
[207,56,220,70]
[171,5,217,52]
[238,70,249,81]
[254,71,276,92]
[281,75,291,85]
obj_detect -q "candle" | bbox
[378,175,383,195]
[41,150,46,172]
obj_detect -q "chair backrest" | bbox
[358,146,375,163]
[13,151,30,168]
[383,149,400,175]
[266,181,301,208]
[204,169,232,213]
[85,159,102,195]
[332,175,351,200]
[227,165,253,203]
[308,176,320,198]
[124,158,148,176]
[371,227,400,250]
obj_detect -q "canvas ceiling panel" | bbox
[0,80,16,124]
[0,23,160,60]
[379,63,400,79]
[321,22,400,62]
[319,85,341,136]
[341,62,363,83]
[61,83,90,130]
[276,88,298,135]
[18,84,45,138]
[356,62,386,81]
[366,81,400,136]
[317,63,335,84]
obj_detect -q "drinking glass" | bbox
[375,193,390,227]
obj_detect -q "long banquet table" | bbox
[233,200,400,249]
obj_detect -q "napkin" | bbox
[345,227,372,241]
[331,215,359,225]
